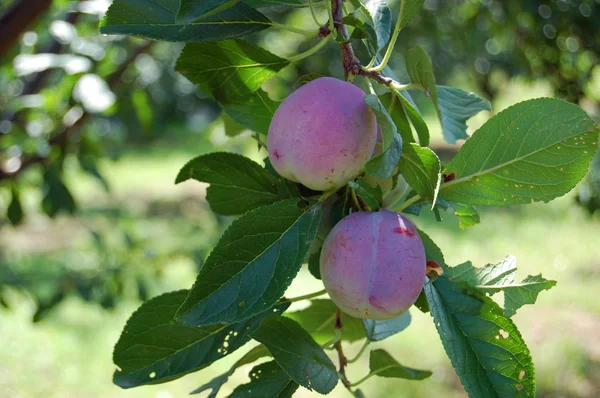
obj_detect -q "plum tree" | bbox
[267,77,378,191]
[320,209,426,320]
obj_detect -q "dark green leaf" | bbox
[190,345,270,396]
[113,291,288,388]
[308,248,322,280]
[379,92,414,143]
[42,170,76,217]
[416,228,446,269]
[364,94,403,179]
[398,143,441,205]
[222,90,280,135]
[100,1,271,42]
[445,256,557,317]
[243,0,306,7]
[251,316,338,394]
[177,0,240,23]
[176,39,289,101]
[440,98,599,206]
[364,0,392,53]
[363,311,411,341]
[349,177,383,211]
[176,199,322,326]
[413,290,429,313]
[406,46,438,110]
[398,0,425,28]
[176,152,289,215]
[437,86,491,144]
[368,349,432,380]
[394,90,429,146]
[229,360,299,398]
[223,113,247,137]
[425,276,535,397]
[7,185,23,226]
[286,299,366,344]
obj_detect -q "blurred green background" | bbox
[0,0,599,397]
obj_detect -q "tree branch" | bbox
[0,41,154,181]
[0,0,54,59]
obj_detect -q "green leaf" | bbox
[243,0,306,7]
[286,299,366,344]
[398,0,425,28]
[251,316,338,394]
[100,0,271,42]
[434,199,481,229]
[394,90,429,146]
[7,185,23,226]
[349,177,383,211]
[364,95,402,179]
[42,169,76,217]
[190,345,270,396]
[223,113,247,137]
[439,98,599,206]
[176,39,289,101]
[176,199,322,326]
[364,0,392,53]
[398,143,441,205]
[229,360,299,398]
[113,291,289,388]
[445,256,557,317]
[437,86,491,144]
[308,248,322,280]
[176,152,290,215]
[406,46,438,111]
[416,228,446,269]
[425,276,535,397]
[222,90,280,135]
[379,92,414,144]
[363,311,411,341]
[368,349,432,380]
[177,0,240,23]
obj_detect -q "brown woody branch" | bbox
[0,41,153,181]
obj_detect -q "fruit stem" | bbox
[321,328,342,349]
[346,339,370,363]
[393,193,422,213]
[309,0,324,27]
[289,35,332,62]
[285,288,327,302]
[349,372,376,387]
[351,187,363,211]
[271,22,316,36]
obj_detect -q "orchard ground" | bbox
[1,80,599,398]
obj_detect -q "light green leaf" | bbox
[437,86,491,144]
[222,90,280,135]
[434,198,481,229]
[363,311,411,341]
[398,0,425,28]
[177,0,240,23]
[286,299,366,344]
[406,46,438,111]
[176,39,289,101]
[222,113,247,137]
[175,152,290,215]
[251,316,338,394]
[368,349,432,380]
[364,0,392,53]
[425,276,535,397]
[243,0,307,7]
[176,199,321,326]
[100,0,271,42]
[113,291,288,388]
[398,143,441,206]
[229,360,299,398]
[440,98,600,206]
[190,345,270,396]
[445,256,557,317]
[349,177,383,211]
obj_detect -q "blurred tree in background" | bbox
[0,0,598,318]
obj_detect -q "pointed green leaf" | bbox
[379,92,414,144]
[176,39,289,101]
[190,345,270,396]
[243,0,307,7]
[229,360,299,398]
[7,185,24,226]
[445,256,557,317]
[437,86,491,144]
[364,94,403,179]
[286,299,366,344]
[176,199,322,326]
[176,152,290,215]
[363,311,411,341]
[394,90,429,146]
[364,0,392,53]
[440,98,599,206]
[251,316,338,394]
[42,169,76,217]
[307,248,322,280]
[100,0,271,42]
[398,0,425,28]
[434,198,481,229]
[177,0,240,23]
[223,113,247,137]
[368,349,432,380]
[349,177,383,211]
[425,276,535,397]
[406,46,438,110]
[222,90,280,135]
[113,291,288,388]
[398,143,441,205]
